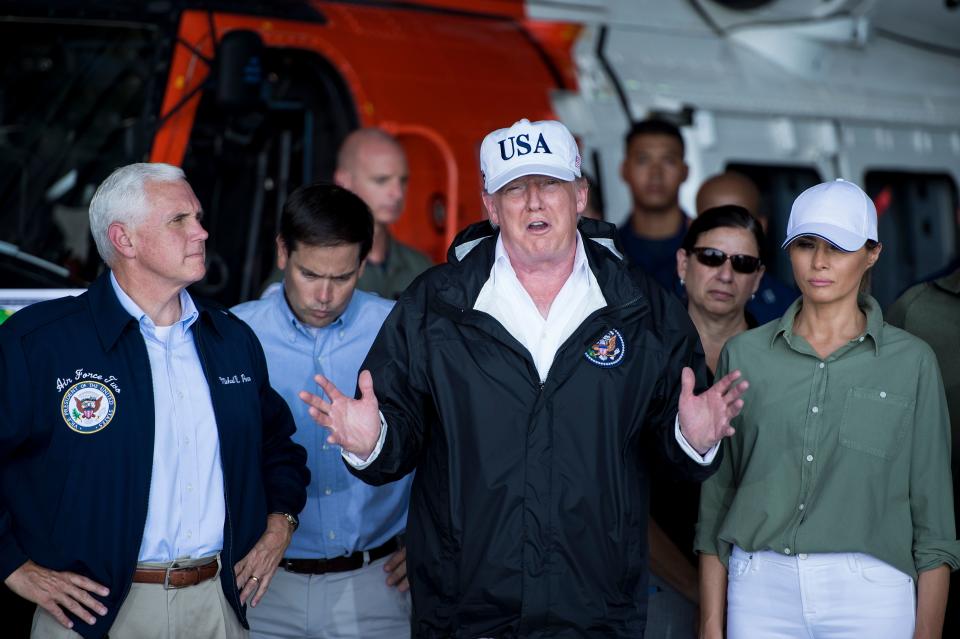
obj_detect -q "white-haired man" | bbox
[0,163,309,639]
[300,119,748,636]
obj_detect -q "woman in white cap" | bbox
[695,179,959,639]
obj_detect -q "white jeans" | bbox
[727,546,916,639]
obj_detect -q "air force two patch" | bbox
[62,381,116,434]
[585,328,625,368]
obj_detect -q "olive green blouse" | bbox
[695,295,960,579]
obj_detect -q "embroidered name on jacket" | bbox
[219,374,252,385]
[585,329,625,367]
[62,381,117,434]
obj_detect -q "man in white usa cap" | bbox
[298,118,749,637]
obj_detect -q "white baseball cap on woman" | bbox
[782,179,878,251]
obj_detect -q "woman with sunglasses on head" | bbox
[695,179,959,639]
[645,205,766,639]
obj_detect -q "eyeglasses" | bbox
[689,247,762,274]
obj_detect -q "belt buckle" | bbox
[162,561,183,590]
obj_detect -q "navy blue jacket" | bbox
[0,273,309,638]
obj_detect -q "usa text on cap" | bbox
[480,119,581,194]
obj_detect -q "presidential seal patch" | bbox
[585,329,625,368]
[61,381,116,434]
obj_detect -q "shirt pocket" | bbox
[839,386,914,460]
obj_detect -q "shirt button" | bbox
[186,530,193,539]
[784,547,791,555]
[880,391,887,398]
[798,503,805,510]
[184,437,190,445]
[811,406,819,414]
[339,330,345,339]
[324,488,332,496]
[858,336,864,342]
[328,531,336,540]
[818,362,825,369]
[799,553,808,560]
[322,444,329,450]
[177,391,184,398]
[806,454,814,462]
[187,483,193,492]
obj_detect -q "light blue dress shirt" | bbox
[232,286,410,558]
[110,273,226,563]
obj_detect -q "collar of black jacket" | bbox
[89,271,228,351]
[437,217,646,312]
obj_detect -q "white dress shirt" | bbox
[111,273,226,562]
[474,233,606,382]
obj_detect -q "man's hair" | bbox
[89,162,186,266]
[682,205,765,260]
[279,183,374,262]
[624,118,685,155]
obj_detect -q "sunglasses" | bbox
[689,247,762,274]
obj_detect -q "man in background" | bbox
[334,128,432,299]
[618,118,690,293]
[887,265,960,637]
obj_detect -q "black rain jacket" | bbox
[350,218,718,637]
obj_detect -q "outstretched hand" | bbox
[677,367,748,454]
[299,370,382,459]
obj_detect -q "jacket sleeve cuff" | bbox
[342,411,388,469]
[0,533,28,583]
[675,414,719,465]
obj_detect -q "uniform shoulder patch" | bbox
[62,381,116,434]
[585,328,625,368]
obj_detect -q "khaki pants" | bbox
[32,556,247,639]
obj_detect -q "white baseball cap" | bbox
[782,178,878,252]
[480,119,581,194]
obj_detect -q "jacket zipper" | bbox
[193,325,244,619]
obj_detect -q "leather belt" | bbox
[132,557,219,589]
[282,537,400,575]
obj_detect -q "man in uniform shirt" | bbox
[300,119,749,637]
[334,128,433,299]
[233,183,411,638]
[618,118,691,293]
[0,163,309,639]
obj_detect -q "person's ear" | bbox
[276,235,290,271]
[865,242,882,269]
[676,247,689,281]
[334,169,352,190]
[108,222,136,259]
[752,264,766,296]
[481,191,500,226]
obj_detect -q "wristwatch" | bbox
[272,511,299,532]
